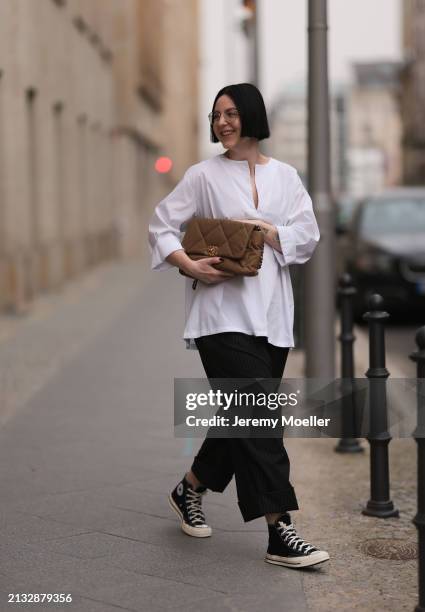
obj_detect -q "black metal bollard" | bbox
[335,273,363,453]
[410,326,425,612]
[362,294,399,518]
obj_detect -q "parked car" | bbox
[344,188,425,318]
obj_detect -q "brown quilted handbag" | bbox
[179,217,265,289]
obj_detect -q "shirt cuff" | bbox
[272,225,297,266]
[151,233,184,271]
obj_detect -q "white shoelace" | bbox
[277,521,316,554]
[186,488,206,525]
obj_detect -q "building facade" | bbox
[402,0,425,184]
[268,62,403,202]
[0,0,199,313]
[267,83,344,194]
[347,61,403,198]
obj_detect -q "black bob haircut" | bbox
[210,83,270,143]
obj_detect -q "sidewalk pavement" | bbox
[0,259,418,611]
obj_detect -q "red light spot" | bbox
[155,157,173,173]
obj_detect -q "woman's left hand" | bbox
[232,218,282,254]
[232,218,274,233]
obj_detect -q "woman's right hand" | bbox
[186,257,235,285]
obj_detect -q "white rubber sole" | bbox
[168,495,212,538]
[265,550,330,568]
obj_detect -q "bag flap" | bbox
[182,218,257,259]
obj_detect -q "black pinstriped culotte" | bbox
[191,331,299,522]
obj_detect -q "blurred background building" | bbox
[267,61,403,201]
[401,0,425,184]
[0,0,198,313]
[346,61,403,198]
[268,83,344,192]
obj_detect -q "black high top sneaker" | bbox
[265,513,330,568]
[168,476,212,538]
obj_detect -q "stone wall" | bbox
[0,0,199,312]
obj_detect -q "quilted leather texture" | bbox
[180,217,264,277]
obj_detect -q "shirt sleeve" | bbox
[148,168,197,271]
[273,171,320,267]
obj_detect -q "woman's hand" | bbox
[186,257,235,285]
[232,218,270,230]
[232,218,283,254]
[166,250,235,285]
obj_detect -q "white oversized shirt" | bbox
[148,153,320,349]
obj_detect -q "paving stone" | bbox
[56,594,139,612]
[0,512,91,551]
[171,581,309,612]
[25,531,215,570]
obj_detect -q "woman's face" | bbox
[211,95,242,149]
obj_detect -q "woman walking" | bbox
[148,83,329,568]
